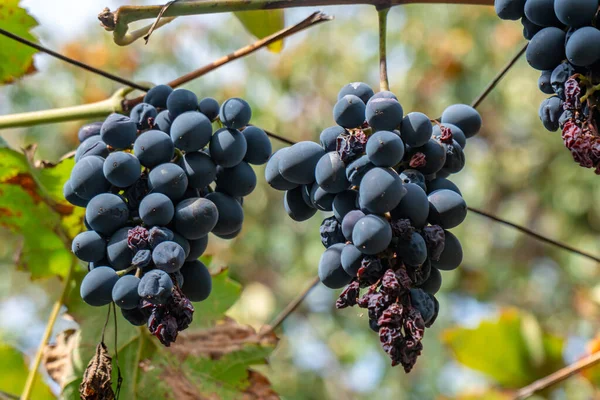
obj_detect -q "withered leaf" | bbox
[79,342,115,400]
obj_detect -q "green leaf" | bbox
[0,0,38,84]
[192,267,242,328]
[234,10,285,52]
[442,308,565,388]
[0,343,55,399]
[0,147,81,279]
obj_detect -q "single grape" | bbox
[342,209,365,240]
[418,266,442,295]
[186,236,208,262]
[565,27,600,67]
[432,230,463,271]
[148,226,174,248]
[399,169,426,192]
[183,151,217,189]
[400,112,433,147]
[132,249,152,268]
[180,260,212,302]
[494,0,526,20]
[130,103,157,130]
[198,97,220,121]
[265,148,299,190]
[63,180,89,208]
[215,162,257,197]
[440,140,465,175]
[366,130,404,167]
[320,216,345,248]
[315,151,349,194]
[242,126,272,165]
[395,232,427,266]
[341,244,363,277]
[134,130,174,168]
[337,82,374,104]
[390,183,429,229]
[139,193,174,226]
[107,227,134,270]
[538,70,554,94]
[72,230,106,262]
[154,110,173,134]
[152,241,186,273]
[432,123,467,149]
[85,193,129,235]
[370,90,398,101]
[318,243,352,289]
[166,88,198,118]
[148,163,188,201]
[138,269,173,304]
[346,155,375,186]
[103,151,141,188]
[320,126,346,152]
[352,215,392,255]
[278,141,325,185]
[205,192,244,236]
[80,266,119,306]
[550,62,574,98]
[70,155,110,200]
[428,189,467,229]
[219,98,252,129]
[310,183,335,211]
[100,113,137,149]
[405,139,447,175]
[172,232,191,259]
[210,128,248,168]
[112,275,141,310]
[526,28,566,71]
[524,0,561,26]
[365,97,404,132]
[554,0,598,27]
[333,95,366,128]
[122,307,147,326]
[78,121,103,143]
[440,104,482,139]
[144,84,173,109]
[170,111,212,152]
[539,96,563,132]
[75,136,109,162]
[521,16,544,40]
[214,228,242,240]
[426,177,461,195]
[409,288,437,325]
[284,186,317,221]
[332,190,358,222]
[359,167,406,214]
[174,197,219,240]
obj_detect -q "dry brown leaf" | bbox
[42,329,79,389]
[242,371,279,400]
[79,342,115,400]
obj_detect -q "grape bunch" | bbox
[266,82,480,371]
[495,0,600,173]
[64,84,271,346]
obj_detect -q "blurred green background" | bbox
[2,1,600,399]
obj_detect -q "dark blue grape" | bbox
[86,193,129,235]
[265,148,299,190]
[418,266,442,295]
[134,130,174,168]
[278,141,325,185]
[400,112,432,147]
[333,95,366,128]
[432,230,463,271]
[186,236,208,262]
[148,226,174,249]
[406,139,447,175]
[539,96,563,132]
[284,186,317,221]
[219,98,252,129]
[198,97,220,121]
[152,241,186,273]
[166,89,198,118]
[121,307,147,326]
[103,151,141,188]
[440,140,465,174]
[320,216,345,248]
[139,193,174,226]
[346,155,375,187]
[320,126,346,152]
[365,97,404,131]
[390,183,429,228]
[75,136,109,162]
[144,84,173,109]
[340,244,363,277]
[524,0,561,26]
[551,62,574,99]
[495,0,526,20]
[366,130,404,167]
[107,227,134,270]
[433,123,467,149]
[183,151,216,189]
[566,27,600,66]
[154,110,173,134]
[172,233,190,260]
[555,0,598,27]
[80,266,119,306]
[370,90,398,101]
[538,70,554,94]
[63,180,89,207]
[112,275,141,310]
[352,215,392,255]
[210,128,247,168]
[100,113,137,149]
[396,232,427,266]
[310,183,335,211]
[78,121,103,143]
[337,82,374,104]
[148,163,188,201]
[440,104,482,139]
[72,230,106,262]
[318,243,352,289]
[214,228,242,239]
[409,288,437,325]
[426,177,461,195]
[174,197,219,240]
[242,126,272,165]
[428,189,467,229]
[132,249,152,268]
[399,169,426,192]
[205,192,244,236]
[215,162,257,197]
[315,152,349,194]
[70,155,110,200]
[526,28,566,71]
[130,103,157,130]
[138,269,173,304]
[332,190,358,221]
[342,209,365,240]
[170,111,212,152]
[359,167,406,214]
[521,16,544,40]
[180,260,212,302]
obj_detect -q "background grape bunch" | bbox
[266,82,481,371]
[495,0,600,173]
[64,84,272,346]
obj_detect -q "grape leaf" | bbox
[442,308,565,388]
[0,0,38,84]
[0,343,55,399]
[234,10,285,52]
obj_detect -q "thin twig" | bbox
[260,126,296,146]
[144,0,179,44]
[468,206,600,264]
[0,28,149,92]
[470,42,528,109]
[377,7,390,92]
[263,276,320,334]
[513,351,600,399]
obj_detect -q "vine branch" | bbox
[377,7,390,92]
[100,0,494,45]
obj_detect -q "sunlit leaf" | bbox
[0,0,38,84]
[234,10,285,52]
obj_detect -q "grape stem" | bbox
[117,265,138,276]
[20,258,76,400]
[100,0,494,46]
[378,7,390,92]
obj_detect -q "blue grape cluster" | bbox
[65,85,271,345]
[266,82,481,371]
[495,0,600,173]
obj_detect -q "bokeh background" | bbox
[2,0,600,399]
